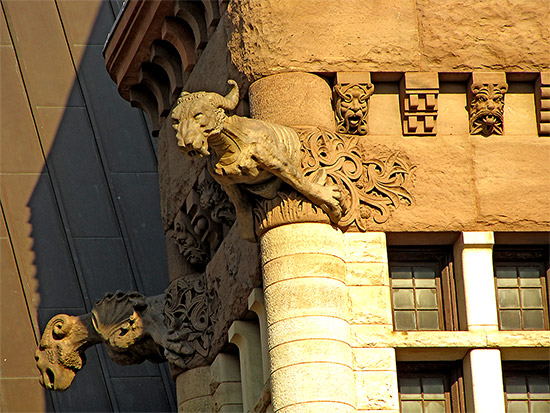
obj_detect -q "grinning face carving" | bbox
[334,83,374,135]
[469,83,508,136]
[34,314,95,391]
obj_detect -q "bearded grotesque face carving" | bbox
[469,82,508,136]
[334,83,374,135]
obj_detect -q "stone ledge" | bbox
[351,328,550,348]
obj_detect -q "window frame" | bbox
[397,361,465,413]
[502,361,550,413]
[493,246,550,331]
[389,247,459,331]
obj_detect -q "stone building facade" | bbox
[3,0,550,412]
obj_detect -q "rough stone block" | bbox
[260,223,345,265]
[212,382,243,412]
[271,363,355,410]
[349,286,393,325]
[346,262,390,287]
[270,339,353,372]
[351,325,393,348]
[268,316,351,349]
[250,72,335,130]
[355,370,400,411]
[352,348,397,372]
[344,232,388,263]
[264,278,351,324]
[176,366,212,403]
[263,254,346,287]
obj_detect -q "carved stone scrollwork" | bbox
[255,128,416,234]
[196,171,236,226]
[163,277,219,369]
[468,72,508,136]
[301,128,415,230]
[333,72,374,135]
[170,171,235,268]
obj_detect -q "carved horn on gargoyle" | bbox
[35,313,101,391]
[207,79,239,110]
[171,80,344,241]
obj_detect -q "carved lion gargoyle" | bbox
[35,291,167,391]
[171,80,343,241]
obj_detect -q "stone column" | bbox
[250,72,355,411]
[454,232,505,412]
[463,349,506,413]
[261,223,355,412]
[453,231,498,331]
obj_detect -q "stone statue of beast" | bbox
[171,80,342,241]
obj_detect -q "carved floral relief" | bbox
[163,277,218,368]
[170,171,235,268]
[254,128,416,234]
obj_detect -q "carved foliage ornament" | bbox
[301,129,415,230]
[170,171,235,268]
[469,82,508,136]
[334,82,374,135]
[254,129,416,234]
[163,277,218,369]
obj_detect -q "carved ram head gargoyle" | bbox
[35,291,166,391]
[171,80,343,241]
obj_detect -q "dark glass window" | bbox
[494,247,549,330]
[389,248,458,331]
[503,362,550,413]
[398,362,464,413]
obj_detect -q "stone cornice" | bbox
[104,0,227,134]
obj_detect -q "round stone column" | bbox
[260,223,355,412]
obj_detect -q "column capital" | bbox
[455,231,495,248]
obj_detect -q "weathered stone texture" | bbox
[205,226,261,357]
[158,122,206,231]
[473,137,550,229]
[227,0,549,80]
[227,0,419,80]
[249,72,335,130]
[355,371,400,411]
[416,0,550,72]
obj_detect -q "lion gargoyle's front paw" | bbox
[316,184,343,223]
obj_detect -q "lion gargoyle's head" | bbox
[171,80,240,157]
[35,314,98,391]
[469,82,508,136]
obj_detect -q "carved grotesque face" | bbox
[469,83,508,136]
[172,210,208,266]
[35,314,87,391]
[334,83,374,135]
[171,97,223,157]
